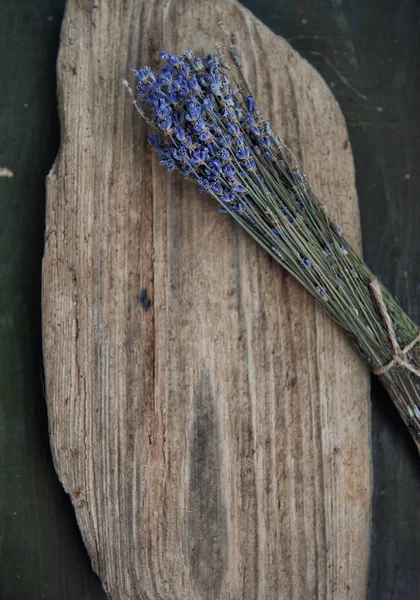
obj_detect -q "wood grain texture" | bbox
[42,1,372,598]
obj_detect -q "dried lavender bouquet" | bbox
[124,28,420,453]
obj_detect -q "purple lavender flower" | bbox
[134,66,156,84]
[203,97,213,111]
[218,148,230,162]
[218,135,232,148]
[223,164,236,179]
[173,124,187,142]
[221,192,235,204]
[236,146,250,161]
[153,99,171,119]
[191,148,209,167]
[185,99,201,122]
[193,117,207,134]
[301,258,312,268]
[233,203,246,213]
[158,116,172,132]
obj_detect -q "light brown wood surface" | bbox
[42,1,372,598]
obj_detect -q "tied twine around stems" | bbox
[370,279,420,377]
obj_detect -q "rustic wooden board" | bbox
[42,0,372,598]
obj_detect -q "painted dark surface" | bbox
[0,2,105,599]
[0,0,418,598]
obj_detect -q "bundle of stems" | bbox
[124,26,420,453]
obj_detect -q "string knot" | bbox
[370,279,420,377]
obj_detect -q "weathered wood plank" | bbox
[42,0,372,598]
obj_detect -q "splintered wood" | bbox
[42,1,371,598]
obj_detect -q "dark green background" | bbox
[1,1,419,598]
